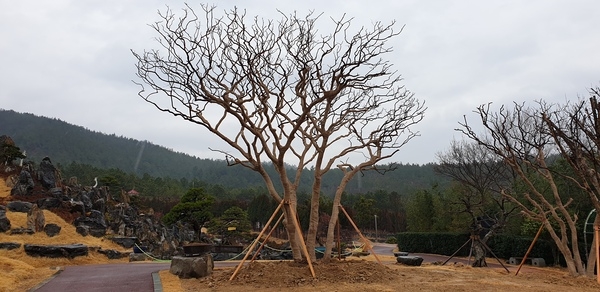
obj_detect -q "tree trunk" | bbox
[322,204,340,263]
[283,204,303,262]
[323,171,356,262]
[586,214,599,277]
[306,172,323,262]
[471,240,487,267]
[544,220,586,276]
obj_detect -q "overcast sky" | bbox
[1,1,599,165]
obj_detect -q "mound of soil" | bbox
[181,259,600,292]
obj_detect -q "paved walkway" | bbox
[33,263,171,292]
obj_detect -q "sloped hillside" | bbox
[0,177,129,291]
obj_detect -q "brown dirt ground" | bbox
[174,258,600,292]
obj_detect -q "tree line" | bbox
[0,109,446,197]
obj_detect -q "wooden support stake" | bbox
[337,218,341,260]
[442,238,471,266]
[230,200,284,281]
[479,237,510,273]
[595,224,599,284]
[516,222,544,276]
[250,214,284,262]
[338,205,382,265]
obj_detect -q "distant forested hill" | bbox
[0,109,449,195]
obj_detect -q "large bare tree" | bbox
[132,4,425,261]
[458,92,600,276]
[541,90,600,276]
[435,140,517,267]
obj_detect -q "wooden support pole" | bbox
[595,224,599,284]
[338,205,382,265]
[337,218,341,260]
[285,201,316,278]
[250,214,284,262]
[515,222,544,276]
[478,238,510,273]
[230,200,284,281]
[442,238,471,266]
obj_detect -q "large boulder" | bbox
[24,244,88,258]
[26,204,45,232]
[169,255,214,279]
[11,169,35,196]
[98,249,128,259]
[110,237,137,248]
[64,200,86,214]
[37,197,62,209]
[7,201,33,213]
[129,253,149,262]
[397,256,424,266]
[0,210,10,232]
[10,227,34,235]
[44,223,61,237]
[0,242,21,250]
[92,198,105,213]
[76,225,89,236]
[80,193,93,212]
[73,210,107,237]
[38,157,57,189]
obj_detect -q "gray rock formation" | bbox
[44,223,61,237]
[98,249,128,259]
[24,244,88,258]
[129,253,149,262]
[110,237,137,248]
[11,168,34,196]
[169,255,214,279]
[0,242,21,250]
[37,157,57,189]
[7,201,33,213]
[26,204,45,232]
[0,210,10,232]
[397,256,424,266]
[10,227,34,235]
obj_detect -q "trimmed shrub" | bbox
[396,232,559,265]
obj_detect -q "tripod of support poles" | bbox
[442,234,510,273]
[228,202,383,282]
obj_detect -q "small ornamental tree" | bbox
[208,206,252,244]
[163,188,215,232]
[0,135,25,165]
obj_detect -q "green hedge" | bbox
[396,232,471,256]
[397,232,559,265]
[487,234,556,265]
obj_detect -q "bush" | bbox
[385,237,397,244]
[396,232,559,265]
[396,232,470,256]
